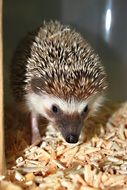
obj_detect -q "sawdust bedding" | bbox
[1,102,127,190]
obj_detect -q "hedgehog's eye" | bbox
[83,105,88,113]
[52,105,59,113]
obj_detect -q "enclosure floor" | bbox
[2,102,127,190]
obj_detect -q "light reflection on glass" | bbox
[105,9,111,32]
[105,0,112,42]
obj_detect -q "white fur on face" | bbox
[25,93,105,120]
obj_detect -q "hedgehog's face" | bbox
[48,104,88,143]
[27,93,105,144]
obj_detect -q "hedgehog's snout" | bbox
[62,126,81,144]
[58,117,83,144]
[65,134,79,144]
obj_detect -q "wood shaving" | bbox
[2,102,127,189]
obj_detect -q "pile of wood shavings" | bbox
[1,103,127,190]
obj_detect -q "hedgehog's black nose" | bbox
[66,134,78,144]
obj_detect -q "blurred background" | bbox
[3,0,127,104]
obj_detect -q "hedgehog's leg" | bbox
[31,111,41,144]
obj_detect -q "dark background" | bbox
[3,0,127,104]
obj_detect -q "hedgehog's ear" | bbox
[92,94,105,113]
[31,77,45,95]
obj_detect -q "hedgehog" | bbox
[10,21,107,144]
